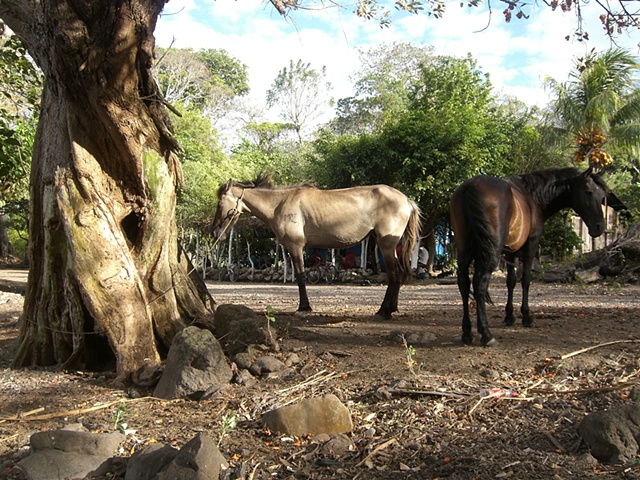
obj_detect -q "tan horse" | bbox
[213,173,422,320]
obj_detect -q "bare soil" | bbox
[2,267,640,479]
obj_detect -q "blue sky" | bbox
[155,0,638,122]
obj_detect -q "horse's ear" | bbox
[226,179,233,189]
[582,166,594,178]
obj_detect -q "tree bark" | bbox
[1,0,214,384]
[0,214,11,257]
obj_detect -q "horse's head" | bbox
[571,169,607,237]
[212,179,245,240]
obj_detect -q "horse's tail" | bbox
[399,200,422,285]
[454,182,499,303]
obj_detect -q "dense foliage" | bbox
[2,28,639,263]
[0,32,41,258]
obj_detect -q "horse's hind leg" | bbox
[290,251,312,313]
[373,245,400,321]
[504,253,517,326]
[375,280,400,321]
[457,258,473,344]
[519,243,537,327]
[473,268,497,347]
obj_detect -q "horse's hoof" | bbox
[482,337,498,347]
[522,318,533,327]
[294,311,310,317]
[504,317,515,326]
[372,313,391,322]
[461,334,473,345]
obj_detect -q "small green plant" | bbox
[112,400,132,433]
[218,412,238,446]
[265,305,278,345]
[401,335,417,374]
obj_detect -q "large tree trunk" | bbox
[1,1,214,385]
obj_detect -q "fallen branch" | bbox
[468,392,534,416]
[545,431,566,453]
[274,370,338,395]
[0,397,155,423]
[529,381,639,396]
[0,407,44,424]
[561,340,640,360]
[388,388,470,399]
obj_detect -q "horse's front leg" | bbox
[520,243,537,327]
[504,253,517,326]
[290,251,312,313]
[457,260,473,344]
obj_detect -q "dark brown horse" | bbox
[212,174,422,320]
[450,167,622,346]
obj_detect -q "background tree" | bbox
[154,47,249,125]
[313,53,560,270]
[544,48,640,171]
[0,31,40,259]
[171,106,229,230]
[266,59,333,143]
[329,42,434,135]
[272,0,639,42]
[231,121,314,184]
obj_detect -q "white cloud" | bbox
[157,0,362,121]
[155,0,639,123]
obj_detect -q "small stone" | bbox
[233,352,254,370]
[321,434,355,458]
[285,353,301,366]
[256,356,285,373]
[362,427,376,438]
[313,433,331,444]
[233,369,257,387]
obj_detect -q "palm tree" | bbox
[544,48,640,170]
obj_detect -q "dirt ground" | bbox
[2,267,640,479]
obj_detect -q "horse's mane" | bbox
[239,172,317,191]
[514,167,586,204]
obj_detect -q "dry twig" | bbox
[356,437,399,468]
[561,340,640,360]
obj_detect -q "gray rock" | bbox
[214,304,278,355]
[19,428,124,480]
[233,352,254,370]
[233,369,257,387]
[200,383,228,401]
[153,326,232,399]
[285,352,301,367]
[29,429,124,456]
[262,394,353,436]
[125,443,178,480]
[575,267,602,284]
[249,356,285,376]
[542,267,575,283]
[156,433,228,480]
[578,403,640,463]
[19,449,116,480]
[321,434,355,458]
